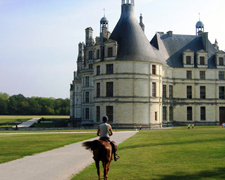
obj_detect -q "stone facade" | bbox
[70,0,225,128]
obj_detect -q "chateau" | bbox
[70,0,225,128]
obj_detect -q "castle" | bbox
[70,0,225,128]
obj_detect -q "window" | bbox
[152,82,156,97]
[219,71,225,80]
[106,64,113,74]
[187,107,192,120]
[97,49,100,59]
[96,106,100,122]
[85,92,89,103]
[186,56,191,65]
[155,112,157,121]
[163,85,166,98]
[201,107,206,120]
[152,65,156,75]
[108,47,113,57]
[169,106,173,121]
[97,66,100,75]
[89,64,93,69]
[200,71,205,80]
[106,106,113,122]
[85,108,89,119]
[169,85,173,98]
[88,51,93,60]
[219,57,224,65]
[200,56,205,65]
[187,71,192,79]
[219,86,225,99]
[85,76,89,87]
[163,107,167,121]
[187,86,192,99]
[96,83,100,98]
[200,86,206,99]
[106,82,113,97]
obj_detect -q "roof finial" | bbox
[103,8,105,17]
[199,13,200,21]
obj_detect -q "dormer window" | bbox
[200,56,205,65]
[196,50,208,68]
[219,57,224,65]
[108,47,113,57]
[216,52,225,68]
[183,49,194,68]
[186,56,191,65]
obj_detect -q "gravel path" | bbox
[0,131,138,180]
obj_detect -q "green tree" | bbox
[0,99,8,115]
[0,93,9,100]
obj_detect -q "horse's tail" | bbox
[82,140,103,151]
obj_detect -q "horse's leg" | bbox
[104,161,111,180]
[95,160,100,180]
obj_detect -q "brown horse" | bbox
[82,140,113,180]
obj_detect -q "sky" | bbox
[0,0,225,99]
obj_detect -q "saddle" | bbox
[99,137,119,160]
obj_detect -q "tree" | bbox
[0,99,8,115]
[0,93,9,100]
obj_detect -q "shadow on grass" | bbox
[119,138,224,150]
[154,167,225,180]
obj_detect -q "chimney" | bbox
[167,31,173,37]
[202,32,209,52]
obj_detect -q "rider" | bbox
[97,116,120,161]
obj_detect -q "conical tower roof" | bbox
[110,2,159,62]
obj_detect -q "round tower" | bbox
[94,0,163,128]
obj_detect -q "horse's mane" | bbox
[82,140,104,151]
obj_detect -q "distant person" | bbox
[188,124,191,129]
[15,125,18,130]
[192,123,194,129]
[97,116,120,161]
[139,124,142,130]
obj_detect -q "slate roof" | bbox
[110,4,163,64]
[151,33,218,68]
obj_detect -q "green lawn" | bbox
[73,127,225,180]
[0,115,69,127]
[0,133,96,164]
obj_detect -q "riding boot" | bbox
[114,151,120,161]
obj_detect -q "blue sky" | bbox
[0,0,225,99]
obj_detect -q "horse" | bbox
[82,140,113,180]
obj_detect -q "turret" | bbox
[100,15,109,43]
[77,42,84,72]
[85,27,94,46]
[196,15,204,35]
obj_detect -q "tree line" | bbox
[0,93,70,115]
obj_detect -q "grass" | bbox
[0,115,69,127]
[0,132,96,164]
[73,127,225,180]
